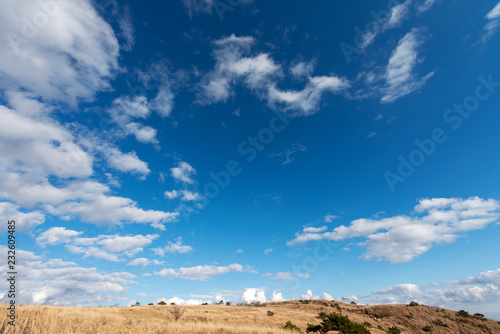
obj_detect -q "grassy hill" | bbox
[2,300,499,333]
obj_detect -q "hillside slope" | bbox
[1,300,499,333]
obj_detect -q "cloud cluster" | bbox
[0,247,135,306]
[198,34,350,115]
[155,263,252,280]
[288,197,500,263]
[368,268,500,308]
[36,227,160,262]
[0,0,120,104]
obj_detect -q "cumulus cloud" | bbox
[107,96,159,146]
[367,268,500,310]
[301,289,320,300]
[170,161,197,184]
[37,229,160,262]
[164,190,201,201]
[155,263,249,280]
[0,0,119,104]
[242,288,267,304]
[198,34,348,116]
[271,291,286,302]
[153,237,193,256]
[0,247,135,306]
[0,202,45,232]
[288,197,500,263]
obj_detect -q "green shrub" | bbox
[334,303,342,312]
[299,300,310,305]
[457,310,470,317]
[433,319,448,327]
[226,301,231,306]
[267,310,275,317]
[148,303,153,306]
[306,323,322,332]
[170,302,175,305]
[282,321,302,332]
[474,313,485,318]
[408,301,419,307]
[351,301,357,305]
[377,325,384,331]
[407,312,414,319]
[158,301,166,305]
[316,312,371,334]
[386,327,401,334]
[201,302,208,305]
[422,325,433,332]
[363,322,372,328]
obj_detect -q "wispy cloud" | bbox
[288,197,500,263]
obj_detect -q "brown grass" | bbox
[1,300,499,333]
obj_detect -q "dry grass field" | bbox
[1,300,500,334]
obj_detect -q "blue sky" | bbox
[1,0,500,320]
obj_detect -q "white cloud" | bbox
[290,60,316,78]
[118,5,134,51]
[483,2,500,41]
[104,147,150,176]
[303,226,328,233]
[264,248,273,254]
[381,29,434,102]
[0,0,119,104]
[182,0,214,18]
[322,292,335,301]
[199,34,349,116]
[155,263,247,280]
[269,143,307,165]
[98,234,159,255]
[154,237,193,255]
[417,0,438,13]
[271,272,310,280]
[288,197,500,263]
[170,161,197,184]
[155,296,210,305]
[366,268,500,312]
[324,214,337,223]
[199,34,280,104]
[164,190,201,201]
[127,258,164,267]
[271,291,286,302]
[268,75,350,116]
[36,227,82,245]
[107,96,159,146]
[385,1,412,29]
[242,288,267,304]
[301,289,320,300]
[0,247,135,306]
[0,202,45,232]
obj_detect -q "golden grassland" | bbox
[1,300,500,333]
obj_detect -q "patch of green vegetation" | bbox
[363,322,371,328]
[386,327,401,334]
[305,312,370,334]
[408,301,419,307]
[283,321,302,332]
[474,313,485,318]
[158,301,166,305]
[457,310,470,317]
[433,319,448,327]
[267,310,274,317]
[422,325,433,332]
[377,325,384,331]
